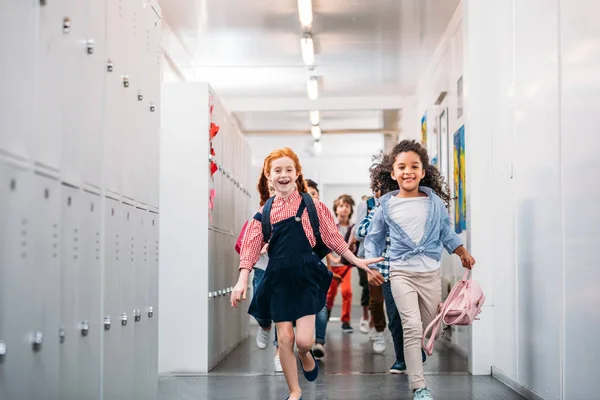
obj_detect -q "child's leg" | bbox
[340,266,353,323]
[390,270,426,390]
[369,284,386,332]
[382,281,405,363]
[417,271,442,340]
[276,321,301,399]
[296,314,317,372]
[326,269,341,310]
[315,305,328,345]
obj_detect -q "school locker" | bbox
[76,190,103,399]
[30,174,62,400]
[103,0,126,195]
[0,164,36,399]
[35,0,65,170]
[61,0,89,186]
[81,0,107,189]
[0,2,36,161]
[146,210,159,399]
[133,207,149,398]
[102,198,124,399]
[119,203,137,399]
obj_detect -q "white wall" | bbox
[462,0,599,398]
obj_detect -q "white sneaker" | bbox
[313,343,325,359]
[274,355,283,373]
[256,327,269,350]
[359,318,370,334]
[369,328,377,341]
[372,332,386,354]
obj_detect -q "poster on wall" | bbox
[453,125,467,234]
[457,76,464,119]
[421,112,427,145]
[430,115,439,168]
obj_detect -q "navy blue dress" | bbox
[248,199,333,323]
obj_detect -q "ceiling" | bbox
[159,0,460,139]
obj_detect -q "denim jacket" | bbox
[364,187,462,263]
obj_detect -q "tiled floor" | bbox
[159,307,525,400]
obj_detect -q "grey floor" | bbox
[159,307,525,400]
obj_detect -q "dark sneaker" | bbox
[341,323,354,333]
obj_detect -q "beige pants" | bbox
[390,269,442,390]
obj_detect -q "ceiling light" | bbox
[313,139,322,154]
[300,34,315,66]
[311,125,322,140]
[298,0,313,27]
[307,77,318,100]
[309,110,320,125]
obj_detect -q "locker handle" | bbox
[32,331,43,352]
[121,313,128,326]
[104,317,112,330]
[59,329,66,343]
[134,309,141,322]
[0,341,6,363]
[80,321,90,336]
[147,307,154,318]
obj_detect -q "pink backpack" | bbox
[422,270,485,356]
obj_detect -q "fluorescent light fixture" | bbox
[311,125,322,140]
[307,76,318,100]
[300,34,315,66]
[313,139,322,154]
[298,0,313,27]
[309,110,320,125]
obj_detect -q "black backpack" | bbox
[259,192,331,259]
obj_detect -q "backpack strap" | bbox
[258,196,275,243]
[301,192,322,239]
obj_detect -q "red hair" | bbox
[257,147,308,206]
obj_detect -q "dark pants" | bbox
[252,269,272,329]
[368,284,387,333]
[358,268,370,307]
[382,281,405,363]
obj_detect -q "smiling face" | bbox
[266,157,299,197]
[391,151,425,193]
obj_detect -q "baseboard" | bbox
[492,366,545,400]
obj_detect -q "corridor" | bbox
[159,308,525,400]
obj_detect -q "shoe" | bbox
[372,332,386,354]
[341,323,354,333]
[256,327,269,350]
[313,343,325,359]
[389,360,406,374]
[413,387,433,399]
[369,328,377,341]
[359,318,369,334]
[274,355,283,373]
[299,350,319,382]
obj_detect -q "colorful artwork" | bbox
[421,112,427,145]
[453,125,467,234]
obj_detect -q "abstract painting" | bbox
[453,125,467,234]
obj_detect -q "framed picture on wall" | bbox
[421,112,427,146]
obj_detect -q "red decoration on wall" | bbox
[210,122,220,140]
[210,161,218,176]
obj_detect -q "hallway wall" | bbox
[463,0,599,398]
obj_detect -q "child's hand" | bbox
[230,280,248,308]
[455,246,476,269]
[354,257,385,275]
[260,244,269,255]
[333,273,343,282]
[368,270,385,286]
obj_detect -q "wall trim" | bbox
[492,366,546,400]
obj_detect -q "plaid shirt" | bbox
[356,204,391,282]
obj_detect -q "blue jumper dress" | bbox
[248,194,333,323]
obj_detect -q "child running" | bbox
[364,140,475,400]
[231,147,383,400]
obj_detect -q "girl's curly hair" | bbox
[369,140,451,208]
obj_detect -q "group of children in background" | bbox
[231,140,475,400]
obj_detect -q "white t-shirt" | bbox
[330,224,350,266]
[387,196,440,273]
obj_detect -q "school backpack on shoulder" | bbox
[258,192,331,259]
[422,270,486,356]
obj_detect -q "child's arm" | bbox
[439,206,476,269]
[356,205,377,241]
[364,206,387,261]
[231,218,265,307]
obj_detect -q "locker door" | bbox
[59,186,81,399]
[104,0,125,195]
[102,198,123,399]
[0,165,36,399]
[81,0,107,188]
[133,208,149,398]
[35,0,65,170]
[119,204,136,398]
[30,175,62,400]
[77,191,102,399]
[147,211,159,399]
[0,3,36,160]
[147,4,161,209]
[61,0,88,185]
